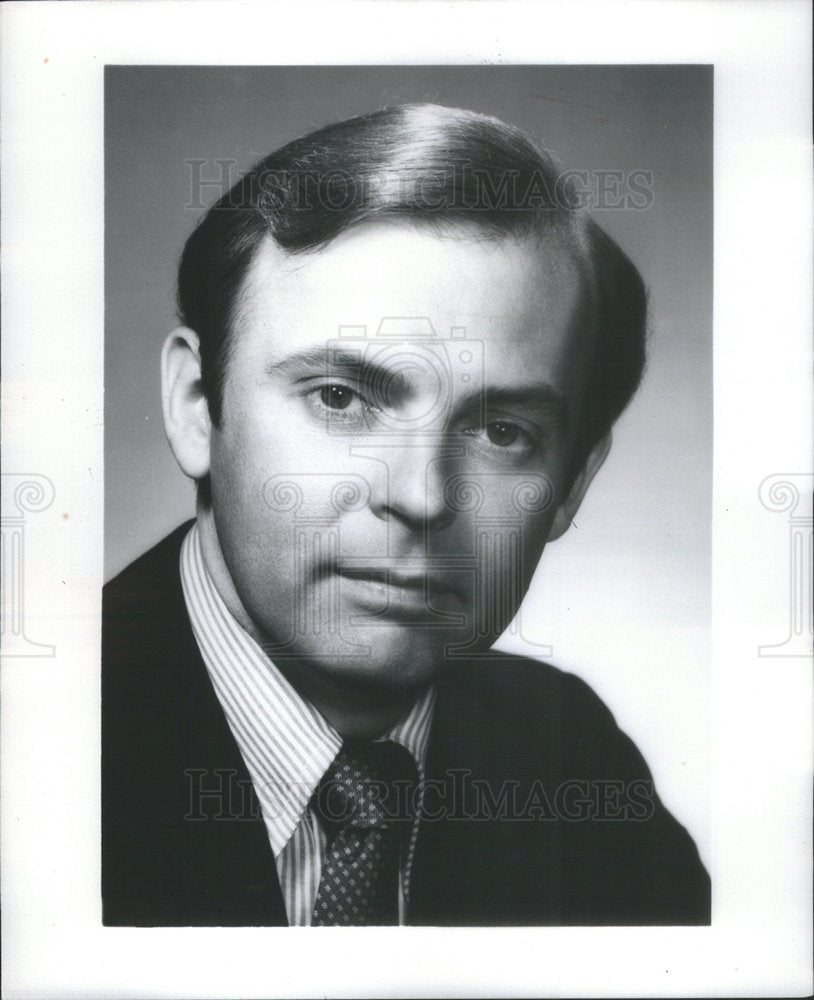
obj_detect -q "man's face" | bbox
[201,223,596,698]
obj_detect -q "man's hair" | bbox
[177,103,647,476]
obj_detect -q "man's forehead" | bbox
[235,223,588,334]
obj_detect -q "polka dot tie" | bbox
[311,740,418,926]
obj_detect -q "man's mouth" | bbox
[331,565,463,616]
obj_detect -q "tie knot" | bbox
[313,740,418,832]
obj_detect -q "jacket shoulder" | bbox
[440,651,629,763]
[102,519,197,729]
[104,521,194,613]
[423,651,711,925]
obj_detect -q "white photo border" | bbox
[1,1,811,998]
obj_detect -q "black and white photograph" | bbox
[103,64,712,929]
[1,2,811,998]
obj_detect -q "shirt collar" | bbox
[180,521,435,856]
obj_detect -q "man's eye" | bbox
[486,421,520,447]
[320,384,356,411]
[460,419,537,457]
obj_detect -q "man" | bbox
[103,103,710,926]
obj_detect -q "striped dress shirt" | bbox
[180,522,436,926]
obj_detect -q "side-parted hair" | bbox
[177,104,647,476]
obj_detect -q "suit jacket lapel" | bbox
[178,602,289,925]
[408,664,488,924]
[103,523,288,926]
[406,658,565,926]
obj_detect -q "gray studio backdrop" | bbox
[104,67,712,857]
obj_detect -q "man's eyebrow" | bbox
[264,346,366,378]
[264,345,415,399]
[264,346,414,390]
[476,385,570,432]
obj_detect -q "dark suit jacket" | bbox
[102,523,710,926]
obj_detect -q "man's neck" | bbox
[272,659,421,740]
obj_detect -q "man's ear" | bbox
[161,327,212,480]
[548,432,612,542]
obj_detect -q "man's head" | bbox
[175,104,646,478]
[162,104,647,731]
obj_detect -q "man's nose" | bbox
[361,437,457,531]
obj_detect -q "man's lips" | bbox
[338,567,435,589]
[329,564,464,610]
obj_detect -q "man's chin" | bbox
[261,629,457,693]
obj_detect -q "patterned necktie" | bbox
[311,739,418,926]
